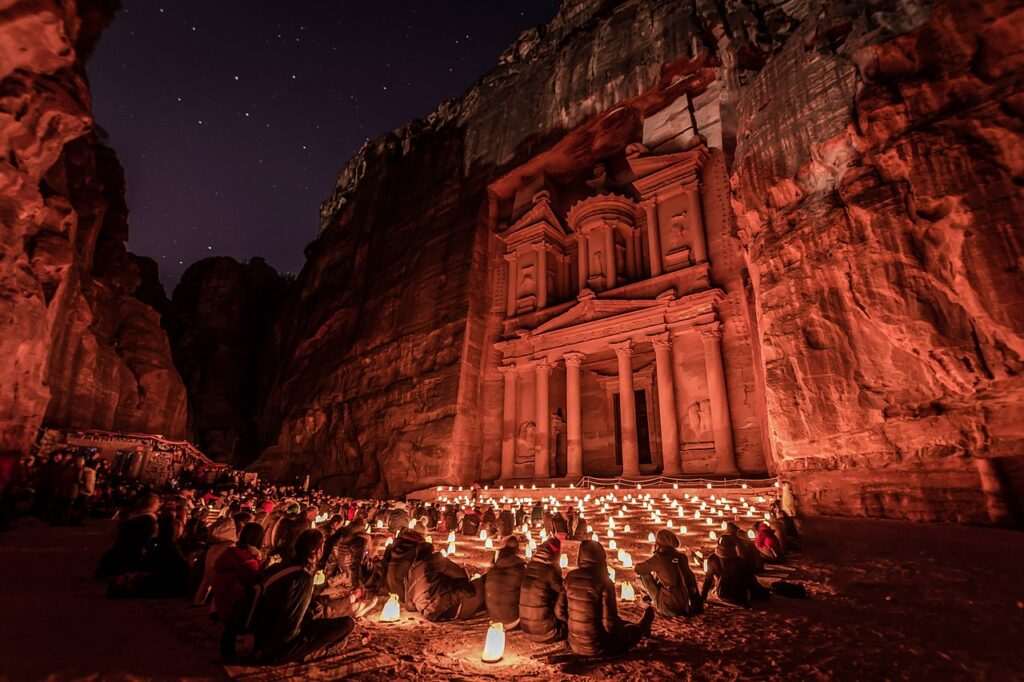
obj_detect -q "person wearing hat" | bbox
[556,540,655,656]
[520,537,567,643]
[700,534,769,607]
[635,529,703,617]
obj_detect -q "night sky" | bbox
[88,1,560,290]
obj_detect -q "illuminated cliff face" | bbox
[0,0,187,452]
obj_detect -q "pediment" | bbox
[531,295,663,336]
[499,194,570,244]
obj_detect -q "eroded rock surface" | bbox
[260,0,1023,520]
[0,0,186,450]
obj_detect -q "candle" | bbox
[620,582,635,600]
[481,622,505,663]
[380,594,401,622]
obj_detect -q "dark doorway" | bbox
[613,389,653,466]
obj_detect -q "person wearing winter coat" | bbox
[96,493,160,580]
[481,505,497,527]
[194,511,241,606]
[271,504,309,563]
[326,519,370,590]
[548,510,568,538]
[635,529,702,618]
[441,506,459,533]
[753,521,785,563]
[496,506,516,537]
[530,500,544,523]
[251,530,356,664]
[723,521,763,572]
[403,542,475,622]
[556,540,654,656]
[483,537,526,627]
[566,508,588,541]
[700,535,769,607]
[460,508,482,537]
[387,502,410,535]
[212,522,265,619]
[519,538,567,643]
[381,530,423,602]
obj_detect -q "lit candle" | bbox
[608,567,616,581]
[380,594,401,622]
[647,532,656,543]
[481,622,505,663]
[447,542,456,555]
[560,553,569,569]
[609,539,617,550]
[620,581,635,600]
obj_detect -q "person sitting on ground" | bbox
[497,505,515,537]
[194,509,243,606]
[700,535,769,608]
[96,492,160,580]
[520,538,567,642]
[530,500,544,524]
[403,540,475,622]
[483,536,526,627]
[557,540,654,656]
[108,512,190,598]
[635,529,702,618]
[325,518,370,591]
[270,502,308,563]
[441,505,458,533]
[770,501,801,552]
[380,529,423,602]
[180,506,210,558]
[549,509,568,539]
[212,522,265,620]
[566,507,588,541]
[753,521,785,563]
[460,507,482,537]
[251,529,356,664]
[724,521,763,573]
[387,501,409,534]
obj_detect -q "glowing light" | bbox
[623,524,631,533]
[647,532,656,543]
[680,526,687,535]
[485,538,494,549]
[525,546,533,559]
[447,531,456,543]
[447,542,456,556]
[620,582,635,600]
[384,537,394,548]
[606,528,614,538]
[560,553,569,569]
[480,529,488,541]
[609,539,617,550]
[426,535,433,544]
[748,529,756,539]
[481,622,505,663]
[608,567,616,581]
[313,570,325,586]
[621,552,633,569]
[380,594,401,622]
[707,483,712,489]
[709,531,718,541]
[591,533,599,542]
[376,520,384,529]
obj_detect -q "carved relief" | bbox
[687,399,711,440]
[515,421,536,464]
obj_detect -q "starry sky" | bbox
[88,1,560,290]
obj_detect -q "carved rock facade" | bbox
[261,0,1023,522]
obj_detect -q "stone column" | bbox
[697,322,737,474]
[564,352,585,479]
[536,244,548,310]
[642,198,663,277]
[650,333,682,476]
[687,186,708,263]
[534,360,552,479]
[611,340,640,477]
[499,365,517,480]
[504,252,518,318]
[577,232,588,291]
[603,221,616,289]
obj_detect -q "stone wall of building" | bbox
[0,0,187,451]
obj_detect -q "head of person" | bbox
[725,521,741,537]
[294,529,325,567]
[133,492,161,517]
[655,529,680,553]
[577,540,608,576]
[348,517,367,535]
[716,534,737,558]
[496,535,520,561]
[238,522,265,550]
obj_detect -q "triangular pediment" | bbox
[531,295,663,336]
[500,194,570,242]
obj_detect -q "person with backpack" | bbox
[701,535,770,608]
[634,529,703,618]
[556,540,654,656]
[248,529,355,664]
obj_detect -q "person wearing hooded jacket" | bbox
[403,541,475,621]
[519,538,567,642]
[271,503,308,563]
[700,535,769,607]
[556,540,654,656]
[460,508,481,537]
[635,529,702,618]
[483,536,526,627]
[212,522,265,619]
[387,502,410,534]
[566,508,588,541]
[381,529,423,602]
[496,505,515,537]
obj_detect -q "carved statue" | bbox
[515,421,536,464]
[550,409,566,475]
[592,249,603,274]
[687,400,710,440]
[520,264,535,292]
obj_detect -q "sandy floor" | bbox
[1,512,1022,681]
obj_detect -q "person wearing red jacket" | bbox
[753,521,785,563]
[213,523,266,619]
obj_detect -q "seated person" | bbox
[482,537,526,627]
[212,522,265,620]
[403,541,475,622]
[556,540,654,656]
[753,521,785,563]
[520,538,567,643]
[566,508,588,541]
[701,535,770,608]
[251,530,356,664]
[380,529,423,602]
[496,505,516,537]
[635,529,702,617]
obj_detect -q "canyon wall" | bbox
[0,0,187,451]
[262,0,1023,521]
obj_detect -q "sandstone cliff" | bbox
[0,0,187,451]
[169,256,287,465]
[261,0,1023,522]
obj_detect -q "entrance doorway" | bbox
[613,389,653,467]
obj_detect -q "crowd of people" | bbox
[0,450,802,666]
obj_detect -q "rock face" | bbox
[169,257,287,464]
[0,0,187,451]
[260,0,1023,522]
